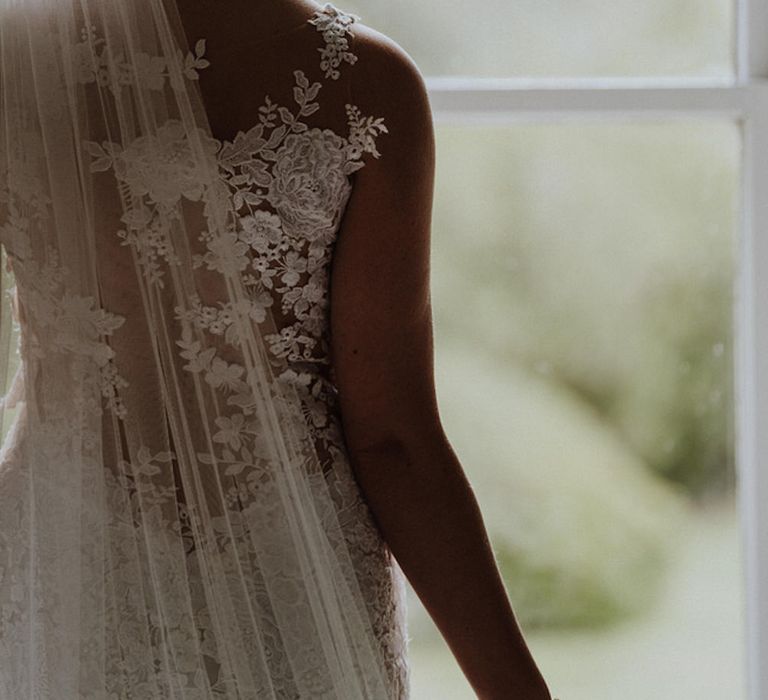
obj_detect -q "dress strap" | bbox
[308,2,360,80]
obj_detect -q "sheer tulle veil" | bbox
[0,0,395,695]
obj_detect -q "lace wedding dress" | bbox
[0,0,410,696]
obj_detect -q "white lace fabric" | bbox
[0,0,409,697]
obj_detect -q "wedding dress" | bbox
[0,0,410,696]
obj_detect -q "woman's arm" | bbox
[329,28,552,700]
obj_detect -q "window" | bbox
[342,1,766,698]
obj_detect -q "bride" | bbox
[0,0,553,696]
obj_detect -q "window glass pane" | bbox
[343,0,734,79]
[406,123,744,699]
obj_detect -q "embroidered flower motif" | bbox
[345,104,389,163]
[111,121,220,208]
[131,53,168,91]
[15,251,129,419]
[264,325,317,363]
[72,30,100,84]
[286,373,329,429]
[176,296,272,345]
[278,368,313,392]
[278,251,308,287]
[268,129,349,240]
[308,3,360,80]
[205,357,245,392]
[51,294,125,366]
[279,270,327,322]
[101,360,128,419]
[176,330,216,374]
[117,222,181,288]
[251,257,279,289]
[72,25,210,92]
[195,231,250,274]
[213,414,249,450]
[238,211,284,252]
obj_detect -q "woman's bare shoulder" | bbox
[336,22,434,184]
[348,22,431,127]
[328,19,440,454]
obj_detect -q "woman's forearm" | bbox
[346,429,552,700]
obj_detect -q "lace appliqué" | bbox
[73,24,210,93]
[83,122,222,287]
[0,127,128,420]
[308,3,359,80]
[209,68,386,371]
[160,66,388,483]
[345,104,389,165]
[25,250,128,420]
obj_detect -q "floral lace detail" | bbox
[83,62,387,423]
[73,23,210,93]
[83,69,387,290]
[193,66,386,407]
[308,2,360,80]
[83,123,222,286]
[23,250,128,419]
[346,104,389,162]
[155,64,388,472]
[0,126,128,420]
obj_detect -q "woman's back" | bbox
[0,1,409,696]
[173,2,411,693]
[188,2,410,693]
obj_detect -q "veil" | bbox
[0,0,396,696]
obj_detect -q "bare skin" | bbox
[329,26,553,700]
[177,1,554,697]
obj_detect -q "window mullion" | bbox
[427,81,753,125]
[737,81,768,700]
[740,0,768,81]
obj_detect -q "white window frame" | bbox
[424,1,768,697]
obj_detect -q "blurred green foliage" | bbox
[430,123,738,502]
[417,344,689,632]
[342,0,732,78]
